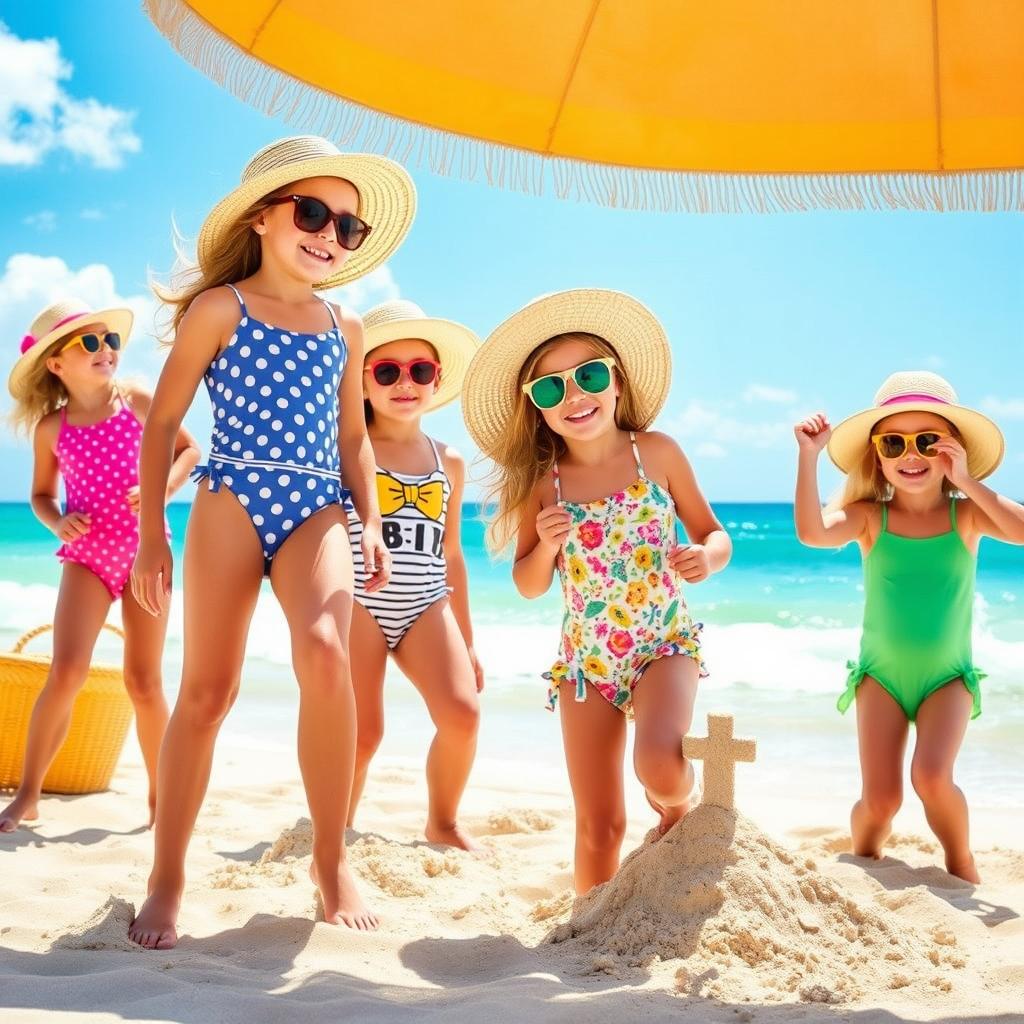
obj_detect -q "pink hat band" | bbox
[880,393,949,407]
[19,312,87,356]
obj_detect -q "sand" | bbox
[2,748,1023,1023]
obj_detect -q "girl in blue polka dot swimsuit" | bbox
[129,136,416,947]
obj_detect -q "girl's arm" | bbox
[931,435,1024,545]
[29,414,89,541]
[334,306,388,593]
[123,385,201,508]
[512,481,570,599]
[648,432,731,582]
[441,445,484,691]
[133,287,236,614]
[793,413,869,548]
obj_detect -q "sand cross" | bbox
[682,713,756,811]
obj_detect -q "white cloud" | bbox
[0,22,140,169]
[742,383,797,404]
[981,396,1024,420]
[658,399,791,456]
[323,265,400,313]
[23,210,57,232]
[80,208,105,221]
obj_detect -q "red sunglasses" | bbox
[366,358,441,387]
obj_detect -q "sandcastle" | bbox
[547,713,963,1005]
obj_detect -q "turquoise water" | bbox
[2,500,1021,812]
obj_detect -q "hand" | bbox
[467,646,485,693]
[536,504,572,550]
[361,520,391,593]
[125,485,141,515]
[794,412,832,454]
[55,512,91,543]
[930,435,973,489]
[668,543,711,583]
[131,537,173,617]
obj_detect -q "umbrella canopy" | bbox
[146,0,1024,212]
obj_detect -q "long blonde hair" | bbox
[483,332,648,553]
[833,415,962,509]
[8,337,71,435]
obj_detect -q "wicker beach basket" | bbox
[0,623,133,794]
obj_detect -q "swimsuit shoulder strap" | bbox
[629,431,647,481]
[880,501,889,532]
[950,496,958,529]
[320,298,339,330]
[59,403,68,425]
[427,436,444,474]
[224,283,247,316]
[552,461,562,504]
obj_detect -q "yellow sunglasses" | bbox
[60,331,122,355]
[871,430,948,460]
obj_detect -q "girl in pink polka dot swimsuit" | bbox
[2,300,200,835]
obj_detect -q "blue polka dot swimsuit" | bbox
[193,284,348,574]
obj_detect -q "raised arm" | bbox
[512,479,570,599]
[793,412,869,549]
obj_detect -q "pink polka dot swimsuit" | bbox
[55,389,156,599]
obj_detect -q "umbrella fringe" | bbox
[146,0,1024,215]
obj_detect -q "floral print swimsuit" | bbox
[544,432,706,715]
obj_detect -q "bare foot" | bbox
[310,859,378,931]
[947,853,981,884]
[128,886,180,949]
[0,793,39,833]
[425,819,480,853]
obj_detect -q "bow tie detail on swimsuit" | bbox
[377,474,444,521]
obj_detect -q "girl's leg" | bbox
[851,676,909,859]
[0,563,111,831]
[270,507,376,930]
[391,599,480,851]
[347,601,389,827]
[559,683,627,895]
[129,488,264,949]
[630,654,701,836]
[120,583,171,826]
[911,680,978,882]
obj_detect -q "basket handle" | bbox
[11,622,126,654]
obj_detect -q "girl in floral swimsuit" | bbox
[462,289,731,895]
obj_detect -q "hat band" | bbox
[880,393,949,407]
[20,311,88,355]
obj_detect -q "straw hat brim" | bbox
[462,289,672,460]
[197,153,416,290]
[828,401,1005,480]
[7,308,134,401]
[364,317,479,412]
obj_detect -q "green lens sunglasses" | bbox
[521,357,616,410]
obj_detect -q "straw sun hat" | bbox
[362,300,479,411]
[828,370,1004,480]
[8,299,134,401]
[197,135,416,290]
[462,289,672,459]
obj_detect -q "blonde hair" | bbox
[483,332,648,553]
[8,337,71,435]
[833,415,962,509]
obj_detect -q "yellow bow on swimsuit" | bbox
[377,473,445,521]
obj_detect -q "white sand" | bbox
[2,744,1023,1023]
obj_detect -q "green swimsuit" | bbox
[840,499,984,721]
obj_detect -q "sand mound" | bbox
[260,817,313,863]
[483,810,557,835]
[547,805,965,1004]
[54,897,138,952]
[350,834,463,898]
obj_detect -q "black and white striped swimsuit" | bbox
[348,438,451,649]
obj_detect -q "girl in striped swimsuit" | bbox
[346,300,483,852]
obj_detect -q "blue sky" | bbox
[1,2,1022,503]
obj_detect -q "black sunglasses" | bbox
[264,195,372,251]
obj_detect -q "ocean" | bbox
[2,501,1021,819]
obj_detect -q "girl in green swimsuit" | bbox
[794,371,1024,883]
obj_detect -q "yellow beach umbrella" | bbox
[146,0,1024,212]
